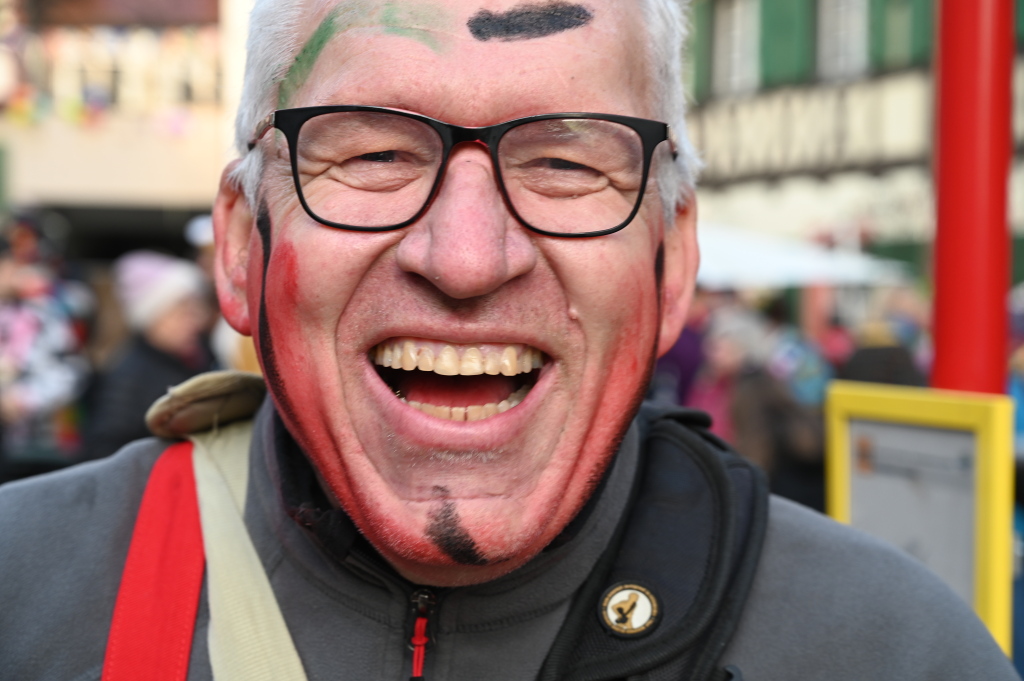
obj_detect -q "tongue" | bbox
[398,372,519,408]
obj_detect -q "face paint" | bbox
[381,1,452,53]
[255,205,301,428]
[279,2,369,109]
[426,487,488,565]
[467,1,593,42]
[655,241,665,294]
[278,0,451,107]
[247,1,670,586]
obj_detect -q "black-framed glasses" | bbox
[248,106,676,238]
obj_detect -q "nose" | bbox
[395,145,537,299]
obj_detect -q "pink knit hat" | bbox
[113,250,207,331]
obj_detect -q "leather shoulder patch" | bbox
[145,371,267,439]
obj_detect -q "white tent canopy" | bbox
[696,222,907,290]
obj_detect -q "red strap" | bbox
[102,441,205,681]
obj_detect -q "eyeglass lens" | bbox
[294,111,647,234]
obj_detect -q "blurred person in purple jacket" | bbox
[649,287,710,405]
[689,306,824,510]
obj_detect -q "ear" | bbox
[212,161,257,336]
[656,196,699,357]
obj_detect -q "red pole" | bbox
[931,0,1015,394]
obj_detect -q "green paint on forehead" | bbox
[277,2,371,109]
[381,1,450,53]
[276,0,452,109]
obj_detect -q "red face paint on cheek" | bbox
[257,235,360,511]
[587,262,659,426]
[278,243,301,301]
[262,240,325,418]
[554,275,659,554]
[265,241,303,345]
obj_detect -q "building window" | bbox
[1017,0,1024,48]
[688,0,715,103]
[818,0,869,81]
[760,0,817,88]
[713,0,761,96]
[869,0,934,71]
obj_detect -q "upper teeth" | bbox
[372,339,543,376]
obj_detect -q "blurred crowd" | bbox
[651,286,931,512]
[0,213,257,485]
[1,214,1021,516]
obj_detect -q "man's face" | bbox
[216,0,696,585]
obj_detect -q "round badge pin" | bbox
[599,583,659,637]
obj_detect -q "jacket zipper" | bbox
[409,588,437,681]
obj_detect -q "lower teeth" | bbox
[401,385,530,421]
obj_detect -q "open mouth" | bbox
[372,337,544,422]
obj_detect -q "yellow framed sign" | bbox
[826,380,1014,652]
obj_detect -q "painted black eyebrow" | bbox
[467,2,594,42]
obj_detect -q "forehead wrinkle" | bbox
[305,46,451,108]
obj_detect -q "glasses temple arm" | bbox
[246,113,277,151]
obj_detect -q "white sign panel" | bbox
[848,418,975,604]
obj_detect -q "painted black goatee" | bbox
[468,2,593,41]
[426,488,489,566]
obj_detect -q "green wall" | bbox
[868,238,1024,287]
[866,240,930,282]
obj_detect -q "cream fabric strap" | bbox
[191,420,308,681]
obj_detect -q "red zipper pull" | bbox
[409,589,436,681]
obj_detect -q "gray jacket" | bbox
[0,400,1017,680]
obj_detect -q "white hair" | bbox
[229,0,317,201]
[229,0,701,220]
[640,0,702,220]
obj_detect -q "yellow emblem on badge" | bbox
[600,583,659,636]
